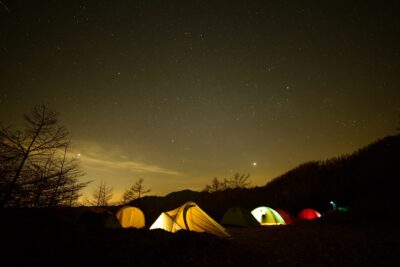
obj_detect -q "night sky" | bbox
[1,1,399,202]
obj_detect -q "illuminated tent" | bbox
[275,208,294,224]
[330,200,350,212]
[115,206,145,228]
[251,206,285,225]
[221,206,260,227]
[337,207,349,212]
[150,201,231,238]
[297,208,321,220]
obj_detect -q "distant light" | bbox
[77,153,81,158]
[252,162,257,166]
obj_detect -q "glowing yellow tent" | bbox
[251,206,285,225]
[115,206,145,228]
[149,201,230,238]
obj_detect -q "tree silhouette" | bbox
[121,178,150,203]
[0,104,87,207]
[204,173,251,192]
[46,143,88,207]
[204,177,226,192]
[226,173,251,189]
[91,180,113,206]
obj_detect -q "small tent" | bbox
[337,207,349,212]
[275,208,294,224]
[297,208,321,220]
[150,201,230,238]
[330,200,350,212]
[221,206,260,227]
[251,206,285,225]
[115,206,145,228]
[77,207,121,229]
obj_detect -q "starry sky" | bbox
[1,1,399,202]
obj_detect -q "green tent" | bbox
[77,207,121,229]
[330,200,350,212]
[338,207,349,212]
[221,207,260,227]
[251,206,285,225]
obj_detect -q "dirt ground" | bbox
[0,210,399,267]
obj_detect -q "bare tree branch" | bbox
[0,104,88,207]
[121,178,151,204]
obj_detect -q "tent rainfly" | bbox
[275,208,294,224]
[115,206,145,228]
[221,206,260,227]
[149,201,231,238]
[251,206,285,225]
[297,208,321,220]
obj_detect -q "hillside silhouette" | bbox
[129,134,400,225]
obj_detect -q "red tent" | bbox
[275,208,294,224]
[297,208,321,220]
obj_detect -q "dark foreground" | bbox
[0,209,399,267]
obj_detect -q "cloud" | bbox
[70,141,182,176]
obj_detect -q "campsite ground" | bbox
[0,209,399,266]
